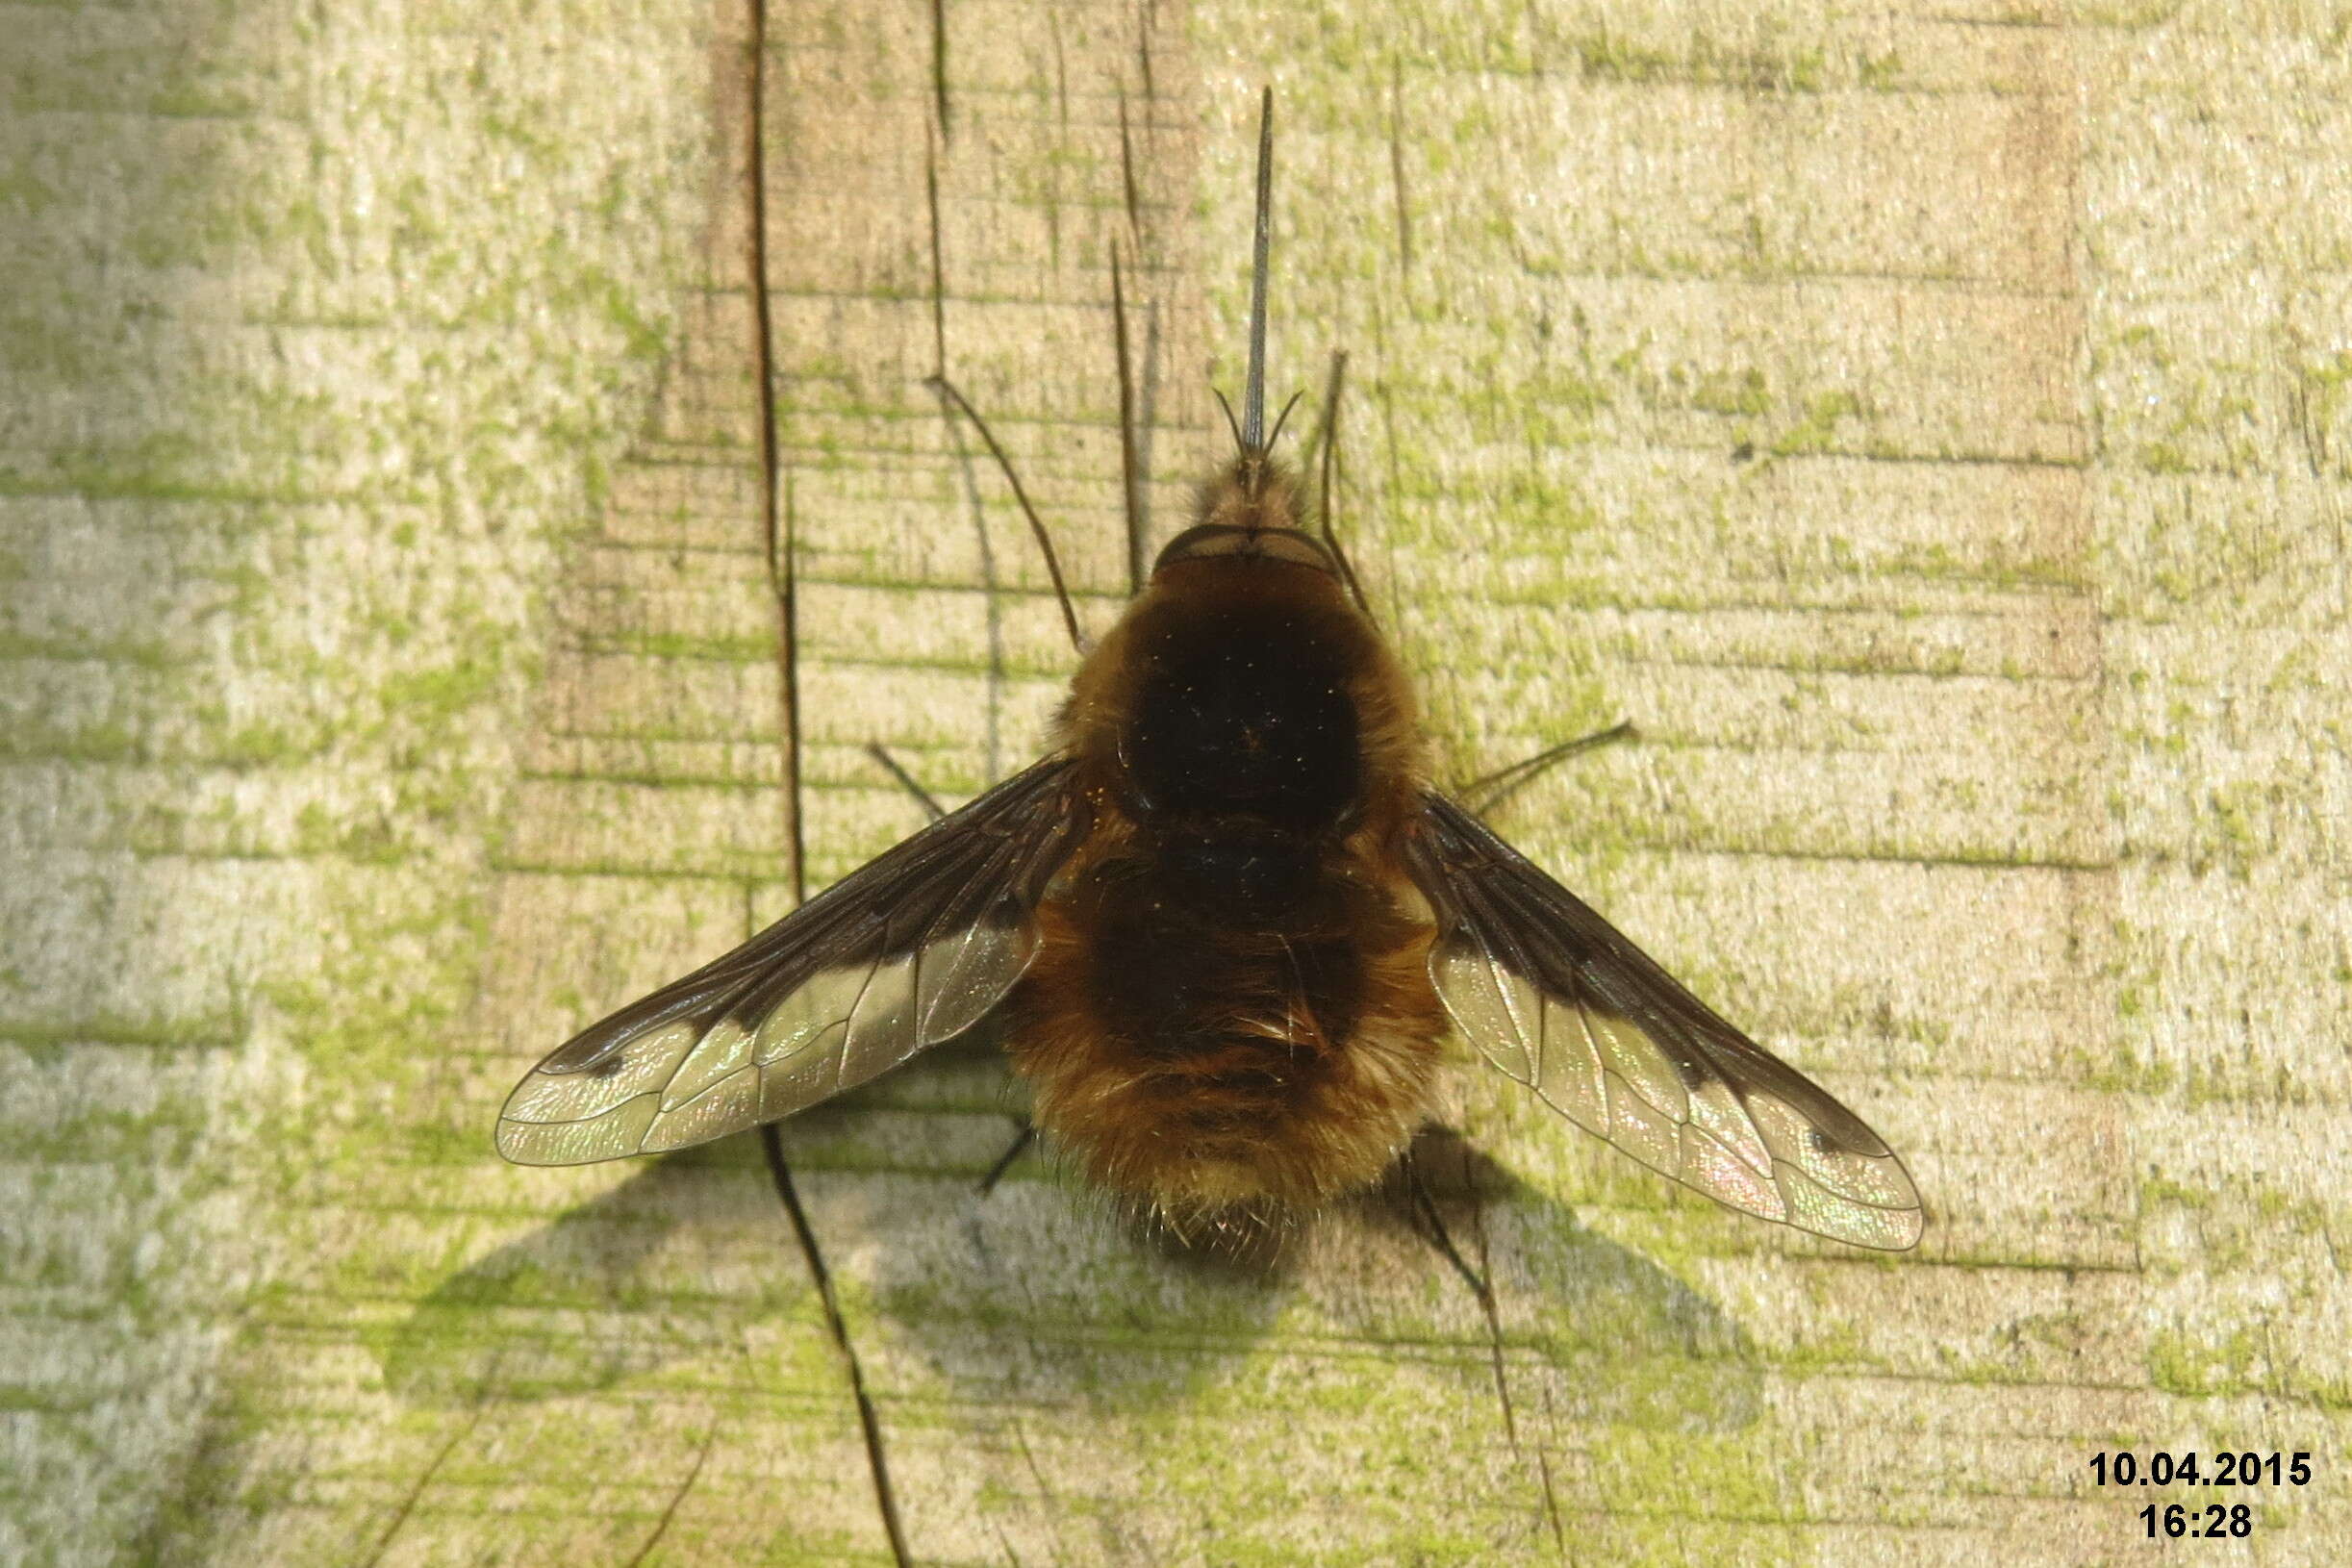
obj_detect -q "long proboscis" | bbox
[1240,87,1274,454]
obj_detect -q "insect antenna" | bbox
[928,373,1090,654]
[1211,386,1246,453]
[1263,388,1305,452]
[1240,86,1275,454]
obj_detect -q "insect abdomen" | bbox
[1008,846,1445,1224]
[1017,530,1445,1227]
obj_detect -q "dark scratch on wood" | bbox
[927,126,948,378]
[1366,291,1411,633]
[1117,90,1144,249]
[1531,1381,1568,1555]
[1387,58,1413,274]
[1117,83,1159,560]
[775,468,805,898]
[1135,0,1155,107]
[763,1125,914,1568]
[1046,9,1068,267]
[1009,1416,1071,1567]
[358,1410,481,1568]
[1110,239,1146,595]
[745,0,799,903]
[620,1429,715,1568]
[929,0,950,141]
[920,101,1013,773]
[743,7,899,1561]
[1050,8,1069,138]
[1140,294,1162,485]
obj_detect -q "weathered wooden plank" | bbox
[9,0,2352,1563]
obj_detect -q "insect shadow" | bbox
[385,1076,1762,1436]
[862,1116,1768,1430]
[374,1147,803,1408]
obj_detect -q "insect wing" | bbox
[496,756,1090,1165]
[1404,793,1922,1250]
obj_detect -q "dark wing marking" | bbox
[1404,793,1923,1250]
[496,756,1090,1166]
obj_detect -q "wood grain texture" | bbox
[7,0,2349,1563]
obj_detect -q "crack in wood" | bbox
[1388,60,1413,276]
[929,0,951,142]
[928,125,949,379]
[357,1408,482,1568]
[1110,238,1146,595]
[620,1429,715,1568]
[742,6,902,1563]
[744,0,799,905]
[762,1124,914,1568]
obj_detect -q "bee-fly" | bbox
[496,92,1924,1253]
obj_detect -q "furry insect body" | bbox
[493,90,1924,1253]
[1008,458,1448,1230]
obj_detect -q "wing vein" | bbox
[1406,790,1921,1250]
